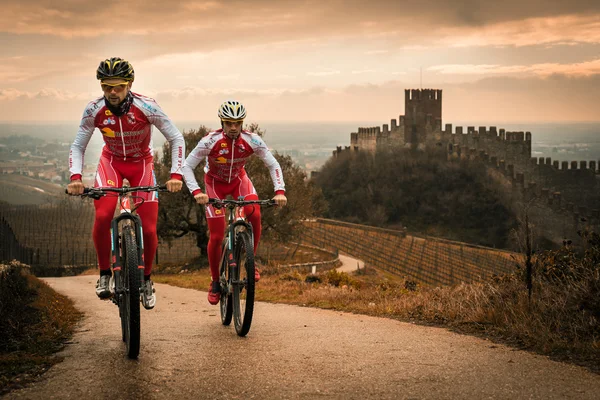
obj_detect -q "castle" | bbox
[335,89,600,247]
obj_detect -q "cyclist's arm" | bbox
[182,139,211,195]
[69,103,98,181]
[136,96,185,180]
[250,135,286,195]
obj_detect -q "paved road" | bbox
[336,253,365,273]
[5,276,600,399]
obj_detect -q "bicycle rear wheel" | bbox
[122,225,141,359]
[232,231,255,337]
[219,241,233,326]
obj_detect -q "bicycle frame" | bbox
[111,193,144,300]
[210,197,275,336]
[219,203,254,296]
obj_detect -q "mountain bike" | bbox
[68,185,166,359]
[209,197,275,337]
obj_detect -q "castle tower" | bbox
[404,89,442,147]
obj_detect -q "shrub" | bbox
[0,261,34,352]
[325,269,361,289]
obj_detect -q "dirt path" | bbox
[5,276,600,399]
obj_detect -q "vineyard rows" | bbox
[0,199,199,266]
[300,219,520,286]
[1,198,521,285]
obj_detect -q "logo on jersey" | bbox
[214,208,222,215]
[204,138,216,148]
[250,138,261,146]
[127,112,135,124]
[85,103,99,116]
[105,110,113,116]
[103,117,116,126]
[107,179,116,186]
[238,144,246,152]
[219,149,229,155]
[216,156,227,164]
[101,127,115,137]
[141,102,157,114]
[221,143,227,148]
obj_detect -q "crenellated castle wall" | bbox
[441,125,532,172]
[447,143,600,245]
[445,132,599,210]
[337,88,600,247]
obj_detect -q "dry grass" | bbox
[155,237,600,373]
[154,272,212,291]
[0,261,83,395]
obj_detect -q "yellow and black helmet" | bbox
[96,57,135,81]
[218,100,247,121]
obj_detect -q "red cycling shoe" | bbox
[207,280,220,305]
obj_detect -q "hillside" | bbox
[314,148,519,250]
[0,174,62,205]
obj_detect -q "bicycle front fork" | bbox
[110,221,145,300]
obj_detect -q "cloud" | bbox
[530,59,600,76]
[352,69,377,75]
[307,70,341,77]
[2,1,599,50]
[0,88,92,101]
[430,58,600,77]
[1,1,600,95]
[364,50,389,55]
[0,88,28,101]
[438,14,600,47]
[3,71,598,123]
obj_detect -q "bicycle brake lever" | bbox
[208,199,223,208]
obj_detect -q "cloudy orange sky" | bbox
[1,0,600,123]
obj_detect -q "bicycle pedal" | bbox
[109,276,116,293]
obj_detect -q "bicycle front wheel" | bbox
[219,241,233,326]
[122,225,141,359]
[232,231,255,337]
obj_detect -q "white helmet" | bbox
[218,100,247,121]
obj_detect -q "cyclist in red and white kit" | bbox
[66,57,185,309]
[182,100,287,305]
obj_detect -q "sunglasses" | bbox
[101,82,129,92]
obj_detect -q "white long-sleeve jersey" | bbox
[182,129,285,195]
[69,93,184,179]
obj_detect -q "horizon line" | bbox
[1,119,600,126]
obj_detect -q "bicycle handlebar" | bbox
[65,185,168,198]
[208,198,276,208]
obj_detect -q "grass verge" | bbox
[154,235,600,374]
[0,261,83,395]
